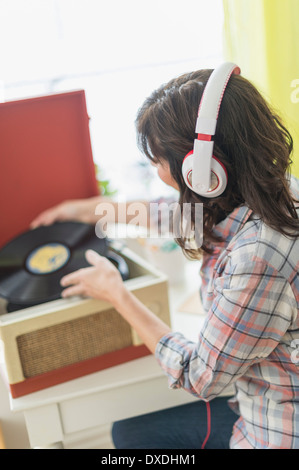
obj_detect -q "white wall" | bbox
[0,0,225,200]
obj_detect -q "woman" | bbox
[32,64,299,449]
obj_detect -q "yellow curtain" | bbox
[222,0,299,176]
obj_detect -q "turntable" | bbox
[0,91,170,398]
[0,226,170,399]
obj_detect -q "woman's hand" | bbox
[61,249,171,355]
[60,249,125,306]
[30,196,108,229]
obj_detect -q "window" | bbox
[0,0,224,199]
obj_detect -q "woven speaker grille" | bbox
[17,308,133,378]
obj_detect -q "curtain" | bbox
[222,0,299,176]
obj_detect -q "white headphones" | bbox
[182,62,241,198]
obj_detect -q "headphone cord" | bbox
[201,401,211,449]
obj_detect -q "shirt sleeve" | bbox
[155,259,297,400]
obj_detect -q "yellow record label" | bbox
[26,243,70,274]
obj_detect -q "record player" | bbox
[0,90,171,398]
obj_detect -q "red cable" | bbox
[201,401,211,449]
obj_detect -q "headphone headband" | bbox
[196,62,241,136]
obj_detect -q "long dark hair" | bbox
[136,69,299,259]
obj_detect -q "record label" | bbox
[25,243,70,275]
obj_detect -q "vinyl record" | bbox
[0,221,129,310]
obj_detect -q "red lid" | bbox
[0,90,100,248]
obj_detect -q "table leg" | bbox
[24,403,64,449]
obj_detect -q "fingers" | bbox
[30,209,59,229]
[30,201,74,229]
[60,253,105,298]
[60,250,120,301]
[61,283,85,298]
[30,215,50,229]
[60,252,103,288]
[60,269,87,298]
[85,249,103,266]
[60,269,84,288]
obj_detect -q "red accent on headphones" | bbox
[197,133,212,142]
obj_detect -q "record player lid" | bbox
[0,90,100,249]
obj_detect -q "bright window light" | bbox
[0,0,224,199]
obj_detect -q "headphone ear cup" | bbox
[182,151,194,191]
[208,157,228,198]
[182,151,227,197]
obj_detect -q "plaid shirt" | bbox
[155,177,299,449]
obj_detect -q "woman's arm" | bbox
[111,288,171,355]
[30,196,105,228]
[30,197,150,228]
